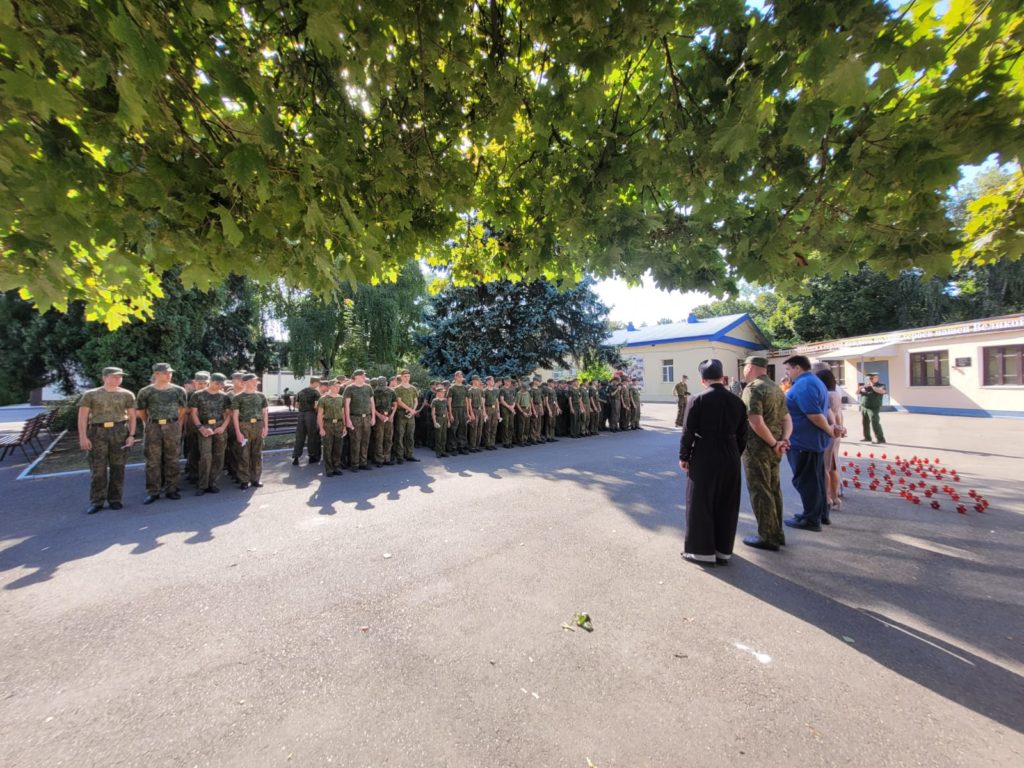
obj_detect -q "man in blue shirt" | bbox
[783,355,842,532]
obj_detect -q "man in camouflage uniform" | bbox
[513,379,532,445]
[189,372,233,494]
[529,377,544,444]
[225,370,245,481]
[498,377,516,448]
[232,373,269,489]
[673,375,690,427]
[740,355,792,551]
[77,366,137,514]
[431,383,451,457]
[292,375,322,466]
[372,376,397,466]
[184,370,210,485]
[318,379,347,476]
[447,370,471,455]
[392,369,421,463]
[629,378,642,429]
[344,369,376,470]
[135,362,188,504]
[468,375,485,452]
[483,376,500,450]
[542,379,559,442]
[589,381,602,436]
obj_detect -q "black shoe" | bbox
[784,517,822,532]
[395,458,404,464]
[459,449,469,455]
[680,553,715,567]
[385,460,395,465]
[406,456,420,462]
[349,466,359,472]
[86,504,102,515]
[821,517,832,525]
[360,464,372,470]
[875,440,886,444]
[715,557,729,565]
[742,535,780,551]
[166,491,182,500]
[239,482,250,490]
[253,481,263,487]
[109,501,123,510]
[143,495,159,505]
[195,489,206,496]
[292,458,299,466]
[548,438,559,442]
[504,445,513,448]
[307,459,320,466]
[206,486,220,494]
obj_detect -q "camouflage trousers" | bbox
[589,404,600,434]
[675,397,687,427]
[609,402,621,431]
[619,406,632,431]
[469,412,484,450]
[372,418,394,464]
[197,429,228,491]
[322,420,346,474]
[394,412,416,459]
[514,411,529,444]
[529,411,542,442]
[433,419,448,455]
[631,402,641,429]
[236,421,264,484]
[743,445,786,547]
[485,405,499,447]
[544,411,556,440]
[144,420,182,496]
[501,408,515,447]
[349,413,372,467]
[87,422,128,505]
[450,407,469,451]
[184,422,199,483]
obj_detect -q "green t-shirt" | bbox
[79,387,135,424]
[189,389,232,424]
[373,386,396,414]
[343,383,374,415]
[136,384,188,420]
[469,387,484,410]
[318,394,347,421]
[448,383,468,408]
[516,389,532,409]
[232,391,268,422]
[431,398,449,422]
[499,386,515,407]
[530,387,543,405]
[394,383,418,410]
[742,375,787,444]
[484,388,499,407]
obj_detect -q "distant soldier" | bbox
[318,379,346,477]
[556,381,570,436]
[589,381,601,436]
[431,382,451,457]
[499,377,516,448]
[483,376,500,450]
[225,370,245,481]
[392,369,421,463]
[343,369,376,471]
[135,362,188,504]
[629,378,642,429]
[232,373,269,489]
[578,379,590,436]
[190,372,232,495]
[184,370,210,485]
[673,375,690,428]
[447,371,470,455]
[77,366,137,514]
[372,376,397,466]
[468,375,485,452]
[291,375,322,466]
[543,379,560,442]
[514,379,532,445]
[529,377,544,444]
[858,372,887,444]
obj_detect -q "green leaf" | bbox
[214,206,244,246]
[823,57,867,108]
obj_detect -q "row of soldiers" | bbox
[76,363,643,514]
[292,370,644,474]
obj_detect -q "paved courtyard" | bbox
[0,405,1022,767]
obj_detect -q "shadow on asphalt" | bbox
[709,553,1024,735]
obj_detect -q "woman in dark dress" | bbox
[679,359,748,565]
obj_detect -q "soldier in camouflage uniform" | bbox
[189,372,232,494]
[431,383,451,457]
[343,369,376,470]
[629,378,642,429]
[543,379,560,442]
[225,370,245,481]
[589,381,601,436]
[372,376,397,466]
[483,376,500,450]
[446,371,470,455]
[77,366,137,514]
[392,369,421,463]
[740,355,792,551]
[292,376,322,466]
[513,380,532,446]
[318,379,347,476]
[184,370,210,484]
[673,375,690,428]
[468,375,485,452]
[232,373,269,489]
[528,377,544,444]
[607,376,622,432]
[498,377,516,448]
[135,362,189,504]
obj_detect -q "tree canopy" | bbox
[418,277,616,377]
[2,1,1021,326]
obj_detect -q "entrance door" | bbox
[854,360,891,408]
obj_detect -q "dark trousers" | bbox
[861,407,885,442]
[788,449,827,525]
[293,411,321,461]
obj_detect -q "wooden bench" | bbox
[267,409,299,435]
[0,413,46,462]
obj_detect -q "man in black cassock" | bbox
[678,359,748,565]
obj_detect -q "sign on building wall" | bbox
[623,355,646,390]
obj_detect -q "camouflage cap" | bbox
[309,375,322,383]
[152,362,174,373]
[399,369,411,376]
[352,369,366,377]
[231,371,246,379]
[193,371,211,381]
[241,373,258,381]
[210,373,227,383]
[744,355,769,368]
[102,366,124,377]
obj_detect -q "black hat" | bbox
[698,359,724,379]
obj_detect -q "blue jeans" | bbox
[788,449,827,525]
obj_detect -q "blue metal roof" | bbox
[606,313,768,349]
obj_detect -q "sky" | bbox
[593,274,711,327]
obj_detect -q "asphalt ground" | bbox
[0,406,1022,767]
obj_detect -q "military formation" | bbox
[76,363,643,514]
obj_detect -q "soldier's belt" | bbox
[330,418,342,423]
[352,413,370,418]
[95,421,126,428]
[150,417,177,424]
[248,418,262,423]
[206,419,218,425]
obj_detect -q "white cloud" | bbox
[594,274,710,326]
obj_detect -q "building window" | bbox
[983,345,1023,385]
[661,359,674,383]
[910,350,949,386]
[822,360,845,385]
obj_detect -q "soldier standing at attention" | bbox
[629,378,642,429]
[343,369,376,471]
[318,379,347,477]
[232,373,269,489]
[606,376,621,432]
[529,377,544,444]
[673,375,690,428]
[190,372,232,495]
[77,366,137,514]
[740,356,792,551]
[543,379,560,442]
[468,375,486,452]
[498,377,516,448]
[447,371,470,455]
[372,376,397,466]
[431,383,451,457]
[184,371,210,485]
[483,376,500,450]
[589,381,602,436]
[225,371,245,481]
[392,369,421,463]
[858,372,887,444]
[291,375,322,466]
[514,379,532,446]
[135,362,188,505]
